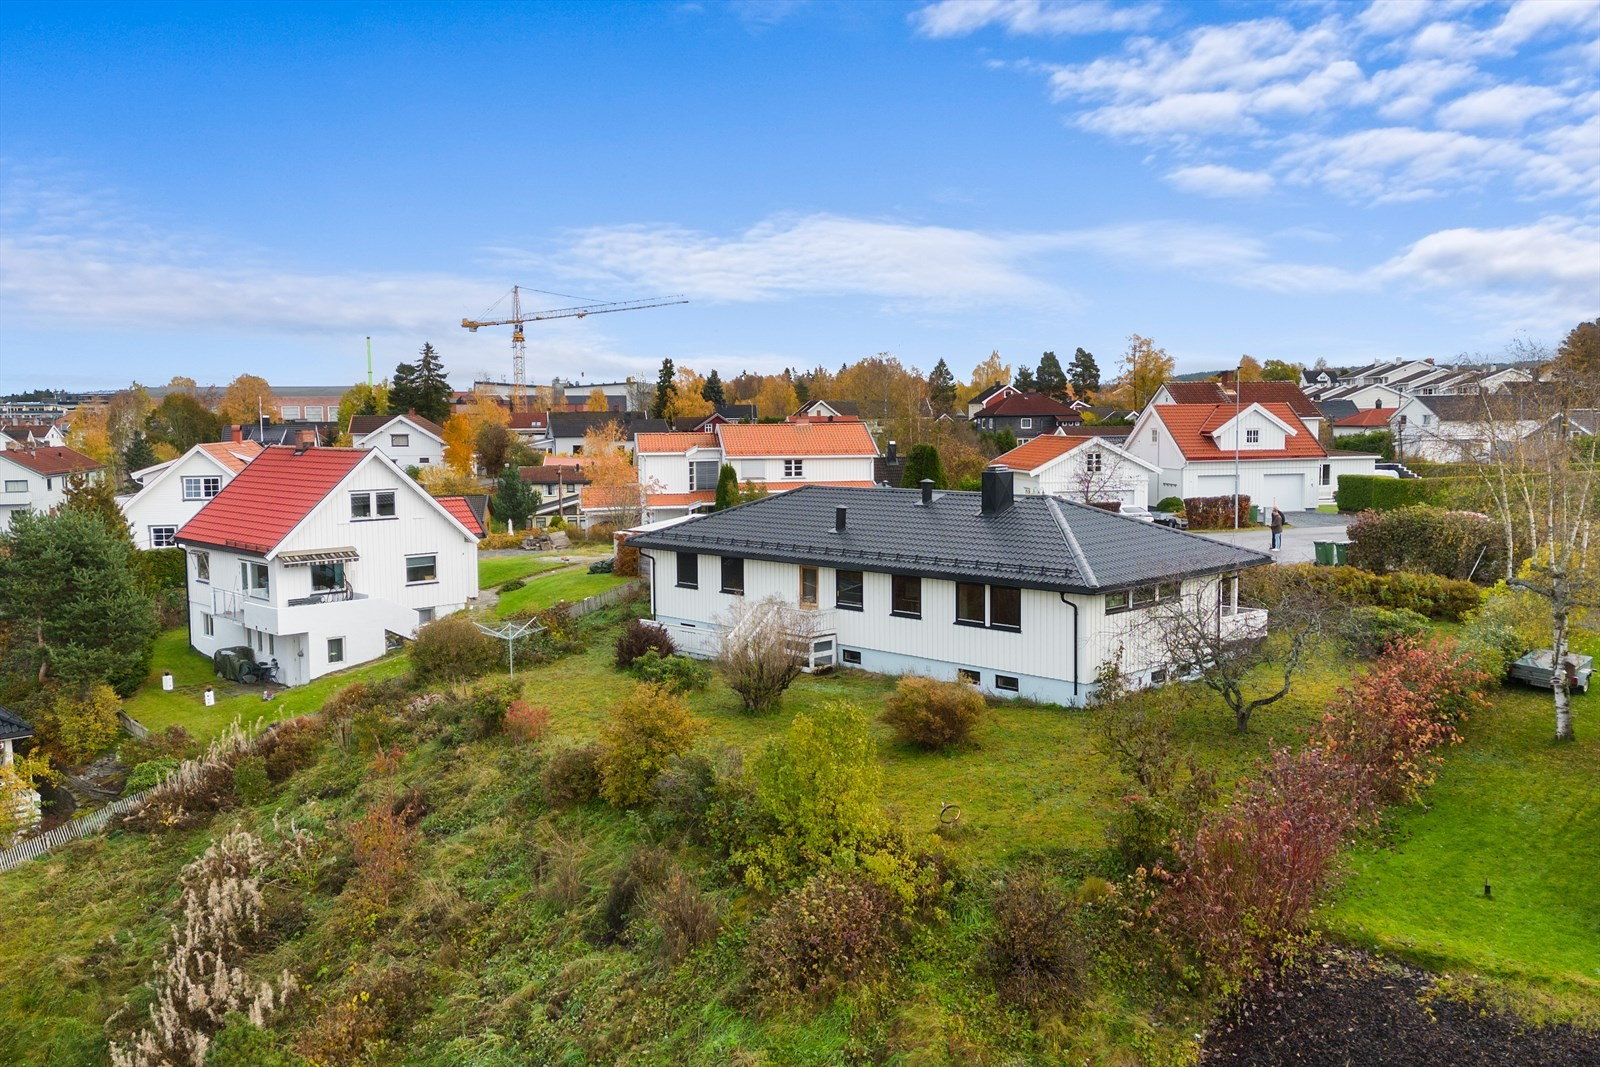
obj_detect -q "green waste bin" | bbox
[1333,542,1349,566]
[1313,541,1335,566]
[1250,504,1263,525]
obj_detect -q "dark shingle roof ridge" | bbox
[0,703,32,740]
[1044,496,1096,588]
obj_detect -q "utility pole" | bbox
[1234,357,1243,531]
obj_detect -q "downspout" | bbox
[1058,592,1080,702]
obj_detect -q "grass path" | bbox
[495,567,629,616]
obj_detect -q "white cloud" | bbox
[1436,83,1571,128]
[1164,163,1276,197]
[910,0,1159,39]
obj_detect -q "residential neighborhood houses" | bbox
[349,412,447,469]
[0,446,104,529]
[118,437,265,549]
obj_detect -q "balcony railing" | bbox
[288,582,359,607]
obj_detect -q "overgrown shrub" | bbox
[122,721,258,832]
[614,618,675,668]
[120,724,199,768]
[1347,505,1505,581]
[1241,563,1480,621]
[1094,693,1217,872]
[259,716,324,783]
[985,869,1088,1012]
[596,684,702,807]
[541,744,602,808]
[504,700,551,743]
[594,847,670,945]
[345,799,421,912]
[126,757,180,795]
[153,586,189,629]
[717,595,815,713]
[1340,605,1432,658]
[1155,496,1185,513]
[439,677,521,742]
[204,1014,307,1067]
[231,755,270,805]
[1161,745,1375,996]
[498,578,526,593]
[748,869,894,999]
[34,683,121,764]
[1182,494,1251,529]
[1334,474,1478,512]
[629,648,710,694]
[881,675,986,750]
[1464,580,1551,659]
[647,868,722,962]
[409,615,500,683]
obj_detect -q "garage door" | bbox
[1261,473,1304,512]
[1196,475,1235,498]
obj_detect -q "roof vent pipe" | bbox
[920,478,934,505]
[981,466,1014,515]
[835,506,847,533]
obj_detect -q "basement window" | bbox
[327,637,344,663]
[957,668,980,685]
[841,648,862,666]
[995,674,1019,692]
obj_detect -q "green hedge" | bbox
[1334,475,1480,511]
[1347,506,1504,582]
[1241,563,1482,622]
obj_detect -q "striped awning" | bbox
[277,547,360,566]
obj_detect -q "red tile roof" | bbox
[717,421,878,458]
[645,490,716,508]
[635,432,719,453]
[1237,381,1320,418]
[580,484,644,511]
[1161,381,1229,404]
[990,435,1083,471]
[1153,404,1326,461]
[177,446,366,554]
[974,392,1079,418]
[196,440,264,473]
[0,446,102,475]
[1335,407,1398,428]
[436,495,485,537]
[543,455,584,467]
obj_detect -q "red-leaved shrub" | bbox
[504,700,551,743]
[748,869,894,999]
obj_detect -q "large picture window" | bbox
[720,556,744,595]
[891,574,921,618]
[835,569,864,611]
[677,552,699,589]
[405,554,437,584]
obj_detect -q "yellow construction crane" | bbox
[461,286,688,411]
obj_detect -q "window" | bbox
[957,668,980,685]
[241,561,269,599]
[1422,414,1433,426]
[990,585,1021,630]
[891,574,921,618]
[1245,428,1260,443]
[1085,451,1103,473]
[182,475,221,500]
[150,526,177,548]
[2,479,25,492]
[1104,590,1131,614]
[281,405,301,420]
[720,556,744,595]
[327,637,344,663]
[390,433,410,447]
[956,582,986,625]
[1150,428,1158,443]
[1321,463,1332,486]
[835,569,864,610]
[1020,418,1033,429]
[405,554,437,584]
[691,460,720,491]
[842,648,862,665]
[995,674,1019,692]
[677,552,699,589]
[783,458,804,478]
[1106,583,1178,614]
[304,405,325,420]
[193,551,210,582]
[202,613,214,636]
[799,566,818,609]
[417,607,435,625]
[311,562,344,591]
[350,490,397,520]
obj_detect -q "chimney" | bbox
[835,505,847,533]
[887,440,898,463]
[981,466,1014,515]
[920,478,935,505]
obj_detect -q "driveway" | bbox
[1194,512,1349,565]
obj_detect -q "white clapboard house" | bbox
[176,444,481,686]
[628,472,1270,705]
[120,438,265,549]
[989,433,1159,509]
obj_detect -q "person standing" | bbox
[1270,505,1285,553]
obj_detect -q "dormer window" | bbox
[1245,429,1260,444]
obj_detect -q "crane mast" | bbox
[461,286,688,411]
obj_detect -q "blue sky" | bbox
[1,0,1596,392]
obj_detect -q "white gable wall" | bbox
[354,418,444,468]
[120,448,237,549]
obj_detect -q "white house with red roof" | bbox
[989,433,1159,510]
[118,438,265,549]
[0,446,105,528]
[1125,402,1375,511]
[176,445,480,686]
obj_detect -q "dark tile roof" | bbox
[975,392,1080,419]
[1315,399,1359,422]
[547,412,670,439]
[630,484,1268,593]
[349,413,446,438]
[0,703,32,742]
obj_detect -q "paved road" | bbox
[1194,512,1350,565]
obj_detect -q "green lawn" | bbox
[123,628,409,740]
[477,553,570,588]
[495,569,630,616]
[1325,682,1600,999]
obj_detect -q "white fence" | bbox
[0,789,150,874]
[566,579,643,619]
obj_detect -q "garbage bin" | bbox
[1313,541,1335,566]
[1333,542,1349,566]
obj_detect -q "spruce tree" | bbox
[1036,351,1068,400]
[1014,365,1037,391]
[412,343,452,423]
[652,358,677,419]
[492,466,540,531]
[389,361,419,415]
[702,369,727,410]
[1067,347,1100,395]
[928,359,957,414]
[899,444,947,489]
[121,430,156,477]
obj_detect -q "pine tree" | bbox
[714,463,739,510]
[702,369,727,409]
[1067,347,1100,395]
[389,362,420,415]
[1014,365,1037,391]
[1036,351,1068,400]
[492,466,540,531]
[412,343,452,423]
[121,430,156,478]
[928,358,957,414]
[652,358,677,419]
[900,444,947,489]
